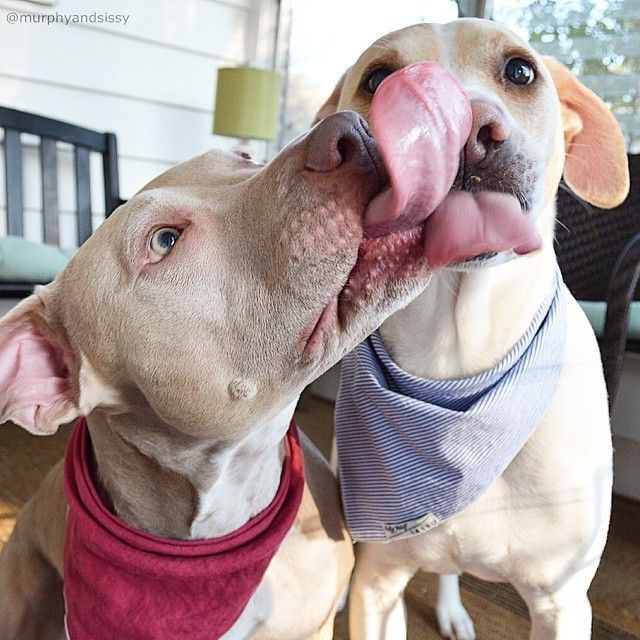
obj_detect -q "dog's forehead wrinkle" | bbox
[442,20,535,75]
[138,148,257,192]
[138,184,236,211]
[448,16,528,46]
[366,22,445,69]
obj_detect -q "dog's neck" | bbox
[85,399,296,540]
[379,240,557,380]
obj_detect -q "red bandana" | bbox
[63,418,304,640]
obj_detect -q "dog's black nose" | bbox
[465,100,511,166]
[306,111,376,172]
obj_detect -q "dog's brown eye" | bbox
[363,68,393,94]
[504,58,535,86]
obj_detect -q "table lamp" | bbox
[213,66,283,155]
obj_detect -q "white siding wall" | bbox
[0,0,277,248]
[611,354,640,501]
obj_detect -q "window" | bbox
[492,0,640,151]
[280,1,639,152]
[279,1,459,148]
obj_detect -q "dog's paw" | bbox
[436,602,476,640]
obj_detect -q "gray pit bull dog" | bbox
[0,112,444,640]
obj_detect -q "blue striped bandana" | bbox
[335,276,567,542]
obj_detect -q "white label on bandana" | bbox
[383,513,440,540]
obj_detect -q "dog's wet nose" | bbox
[306,111,376,172]
[465,100,511,166]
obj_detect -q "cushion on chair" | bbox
[0,236,73,284]
[579,300,640,341]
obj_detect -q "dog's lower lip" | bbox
[300,222,427,359]
[362,136,388,190]
[451,251,498,266]
[457,185,532,213]
[300,296,338,358]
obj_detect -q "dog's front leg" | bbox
[0,462,66,640]
[436,574,475,639]
[517,575,593,640]
[527,595,591,640]
[0,501,65,640]
[349,542,414,640]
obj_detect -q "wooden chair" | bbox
[0,106,125,297]
[556,153,640,407]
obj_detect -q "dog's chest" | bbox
[336,286,566,544]
[191,450,284,539]
[394,476,517,578]
[191,405,294,539]
[222,521,345,639]
[389,391,612,583]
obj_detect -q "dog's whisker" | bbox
[520,191,532,209]
[440,270,460,299]
[558,182,596,215]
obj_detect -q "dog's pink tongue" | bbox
[364,62,472,237]
[424,191,542,269]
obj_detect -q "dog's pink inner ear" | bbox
[0,298,78,435]
[544,57,629,209]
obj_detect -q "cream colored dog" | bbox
[0,112,439,639]
[316,19,629,640]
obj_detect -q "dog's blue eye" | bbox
[150,227,180,257]
[505,58,535,86]
[364,68,393,94]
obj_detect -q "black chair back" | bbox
[556,153,640,406]
[0,105,125,296]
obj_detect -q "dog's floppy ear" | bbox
[0,284,110,435]
[312,68,349,125]
[543,56,629,209]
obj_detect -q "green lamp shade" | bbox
[213,67,282,141]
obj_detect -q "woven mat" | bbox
[333,571,640,639]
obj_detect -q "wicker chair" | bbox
[556,153,640,408]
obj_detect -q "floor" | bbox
[1,392,639,639]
